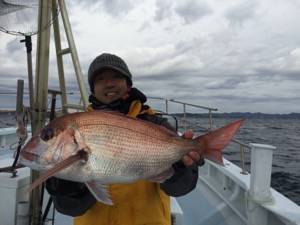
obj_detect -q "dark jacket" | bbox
[46,88,199,216]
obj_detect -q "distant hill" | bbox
[0,110,15,114]
[172,112,300,119]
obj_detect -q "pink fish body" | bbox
[20,111,243,205]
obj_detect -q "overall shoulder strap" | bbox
[127,100,156,118]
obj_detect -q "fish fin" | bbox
[85,181,113,205]
[102,111,178,137]
[148,167,174,183]
[27,151,87,192]
[73,127,91,154]
[195,119,244,165]
[61,126,90,154]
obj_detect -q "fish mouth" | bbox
[19,151,47,171]
[20,150,40,162]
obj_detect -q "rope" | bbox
[4,106,30,177]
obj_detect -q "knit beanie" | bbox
[88,53,132,92]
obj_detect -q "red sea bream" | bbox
[19,111,243,205]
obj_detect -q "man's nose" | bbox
[104,78,115,86]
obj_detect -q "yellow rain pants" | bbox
[75,102,171,225]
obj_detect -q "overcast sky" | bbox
[0,0,300,113]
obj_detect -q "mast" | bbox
[30,0,52,223]
[29,0,88,224]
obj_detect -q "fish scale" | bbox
[83,124,181,159]
[82,123,182,178]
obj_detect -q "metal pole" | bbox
[169,99,217,111]
[26,40,35,131]
[58,0,89,109]
[52,0,68,114]
[34,0,51,130]
[50,93,57,121]
[183,104,186,132]
[208,109,212,130]
[20,36,34,121]
[16,80,24,115]
[48,89,61,120]
[240,145,248,175]
[30,1,52,224]
[165,99,168,114]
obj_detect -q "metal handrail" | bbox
[168,99,218,111]
[232,139,251,149]
[148,96,250,174]
[148,97,217,130]
[148,97,218,111]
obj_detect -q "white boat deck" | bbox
[179,158,300,225]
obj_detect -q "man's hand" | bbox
[181,130,204,166]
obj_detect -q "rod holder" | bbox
[247,143,276,225]
[249,143,276,202]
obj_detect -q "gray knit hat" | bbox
[88,53,132,92]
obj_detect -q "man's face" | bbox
[93,70,130,104]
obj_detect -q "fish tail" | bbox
[194,119,244,165]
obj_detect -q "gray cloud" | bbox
[154,0,212,24]
[224,1,257,26]
[204,77,248,90]
[175,0,212,24]
[1,0,300,113]
[69,0,133,17]
[6,37,23,54]
[101,0,133,17]
[137,21,151,32]
[0,38,28,77]
[154,0,174,22]
[253,68,300,82]
[0,1,27,16]
[68,0,101,11]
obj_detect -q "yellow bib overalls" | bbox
[74,101,171,225]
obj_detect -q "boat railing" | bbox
[0,92,251,174]
[148,96,251,174]
[148,96,218,130]
[232,139,251,175]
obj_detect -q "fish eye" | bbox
[40,128,55,142]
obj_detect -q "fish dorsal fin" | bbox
[101,111,178,137]
[27,151,87,192]
[85,181,113,205]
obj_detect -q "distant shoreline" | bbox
[0,110,15,113]
[1,110,300,119]
[172,112,300,119]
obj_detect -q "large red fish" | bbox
[19,111,243,205]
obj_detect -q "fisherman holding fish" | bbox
[48,53,202,225]
[20,53,243,225]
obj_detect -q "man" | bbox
[46,53,203,225]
